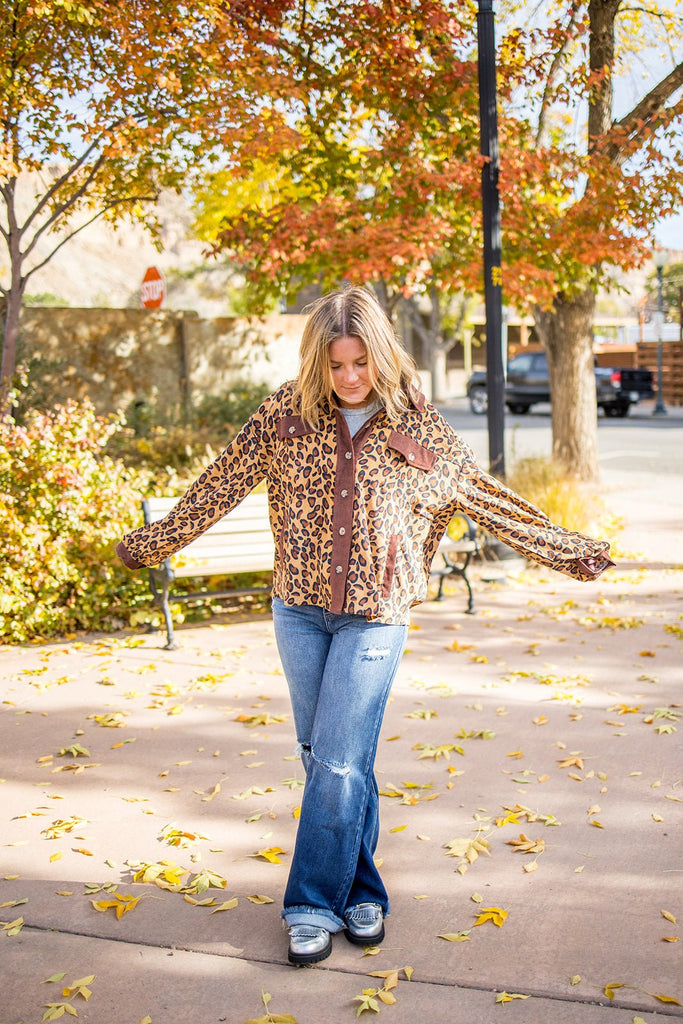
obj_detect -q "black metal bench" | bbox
[141,495,479,648]
[430,512,480,613]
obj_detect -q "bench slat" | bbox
[143,493,273,574]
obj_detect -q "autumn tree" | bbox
[495,0,683,479]
[194,0,486,401]
[197,0,682,480]
[0,0,294,410]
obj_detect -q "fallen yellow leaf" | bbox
[201,783,221,802]
[495,992,529,1003]
[91,893,142,919]
[1,917,24,936]
[250,846,287,864]
[473,907,508,928]
[604,983,624,1000]
[210,898,239,913]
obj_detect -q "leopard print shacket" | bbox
[116,381,614,625]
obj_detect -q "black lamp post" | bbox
[477,0,505,476]
[652,248,668,417]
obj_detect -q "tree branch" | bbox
[617,5,683,26]
[603,60,683,163]
[22,194,157,281]
[21,152,111,260]
[22,116,130,235]
[404,295,429,346]
[536,1,583,147]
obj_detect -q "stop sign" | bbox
[140,266,165,308]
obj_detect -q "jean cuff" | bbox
[281,906,345,932]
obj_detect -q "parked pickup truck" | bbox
[466,350,654,418]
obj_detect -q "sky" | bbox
[655,212,683,251]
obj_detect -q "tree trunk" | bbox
[534,286,600,482]
[401,293,448,402]
[0,286,24,416]
[429,344,448,404]
[1,176,27,415]
[587,0,619,147]
[528,3,621,483]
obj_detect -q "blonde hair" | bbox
[294,287,419,429]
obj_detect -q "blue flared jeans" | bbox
[272,598,408,932]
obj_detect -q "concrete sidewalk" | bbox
[1,476,681,1024]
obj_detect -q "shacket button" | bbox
[341,489,348,497]
[339,527,346,535]
[288,426,296,434]
[335,565,343,574]
[344,451,352,460]
[408,452,416,461]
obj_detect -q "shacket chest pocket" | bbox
[386,431,438,474]
[274,415,338,487]
[274,416,321,477]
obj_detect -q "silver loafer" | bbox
[288,924,332,965]
[344,902,385,945]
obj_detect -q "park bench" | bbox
[431,512,480,614]
[141,494,478,649]
[142,491,274,649]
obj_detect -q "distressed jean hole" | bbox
[310,748,350,778]
[361,646,392,661]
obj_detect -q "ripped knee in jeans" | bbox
[312,748,351,777]
[296,742,350,778]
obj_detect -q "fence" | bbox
[636,341,683,405]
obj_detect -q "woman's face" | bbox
[329,335,375,409]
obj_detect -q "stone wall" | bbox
[16,307,306,414]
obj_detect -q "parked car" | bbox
[466,350,654,418]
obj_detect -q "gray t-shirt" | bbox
[340,397,383,437]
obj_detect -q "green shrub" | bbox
[104,379,272,490]
[0,381,275,642]
[0,400,152,642]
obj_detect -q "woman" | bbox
[116,287,613,966]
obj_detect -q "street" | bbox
[439,398,683,481]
